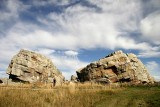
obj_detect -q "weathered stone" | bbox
[71,75,77,82]
[96,78,111,84]
[6,49,64,84]
[76,50,155,84]
[0,77,15,84]
[0,79,3,83]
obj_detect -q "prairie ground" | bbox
[0,83,160,107]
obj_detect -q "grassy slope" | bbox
[95,87,160,107]
[0,84,160,107]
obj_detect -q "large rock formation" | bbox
[6,49,64,83]
[76,50,154,84]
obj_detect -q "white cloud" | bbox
[35,48,88,80]
[53,56,88,80]
[153,76,160,82]
[52,55,87,71]
[0,63,9,70]
[0,47,19,70]
[0,0,157,52]
[35,48,86,71]
[146,61,159,71]
[0,0,29,21]
[0,71,8,78]
[36,48,55,56]
[33,0,71,6]
[0,0,160,79]
[65,50,78,56]
[34,1,154,51]
[146,61,160,81]
[138,51,160,58]
[137,46,160,58]
[140,11,160,45]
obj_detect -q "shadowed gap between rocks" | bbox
[9,74,29,83]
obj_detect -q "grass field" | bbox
[0,83,160,107]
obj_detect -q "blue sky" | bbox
[0,0,160,81]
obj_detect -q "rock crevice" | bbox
[76,50,154,84]
[6,49,64,83]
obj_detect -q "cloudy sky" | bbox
[0,0,160,81]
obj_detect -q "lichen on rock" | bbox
[6,49,64,84]
[76,50,155,84]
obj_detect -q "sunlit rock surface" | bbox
[76,50,155,84]
[6,49,64,83]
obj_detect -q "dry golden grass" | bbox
[0,82,111,107]
[0,82,160,107]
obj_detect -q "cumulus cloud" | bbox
[146,61,160,81]
[65,50,78,56]
[36,48,88,80]
[0,0,21,21]
[30,0,155,51]
[146,61,159,71]
[0,0,160,79]
[52,55,87,71]
[0,71,8,78]
[140,11,160,45]
[52,53,88,80]
[36,48,55,56]
[138,50,160,58]
[0,0,158,51]
[153,76,160,81]
[0,48,19,70]
[33,0,71,6]
[137,46,160,58]
[52,56,88,80]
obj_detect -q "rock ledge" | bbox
[6,49,64,83]
[76,50,154,84]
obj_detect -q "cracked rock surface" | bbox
[76,50,154,84]
[6,49,64,83]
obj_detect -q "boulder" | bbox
[76,50,155,84]
[71,75,78,82]
[6,49,64,84]
[0,77,15,84]
[0,79,3,83]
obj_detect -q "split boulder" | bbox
[76,50,154,84]
[6,49,64,83]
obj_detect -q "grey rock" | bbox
[6,49,65,84]
[96,78,111,84]
[0,77,15,84]
[71,75,78,82]
[76,50,155,84]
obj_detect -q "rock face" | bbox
[76,50,154,84]
[71,75,78,82]
[6,49,64,84]
[0,77,15,84]
[0,79,3,83]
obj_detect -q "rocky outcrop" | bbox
[0,79,3,83]
[6,49,64,84]
[0,77,15,84]
[71,75,78,82]
[76,50,154,84]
